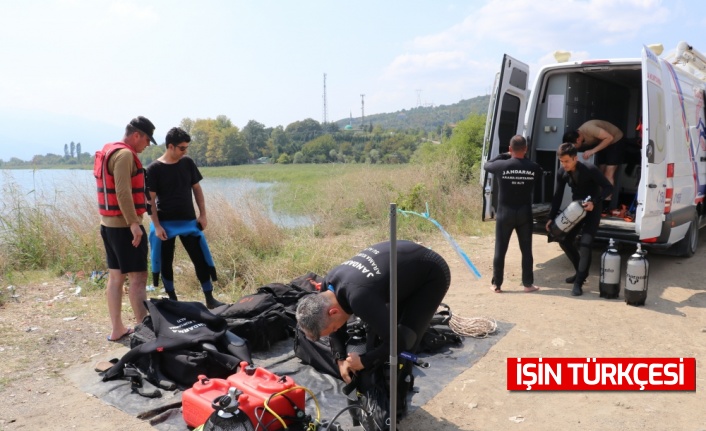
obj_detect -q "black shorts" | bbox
[100,225,148,273]
[594,138,625,166]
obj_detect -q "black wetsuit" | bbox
[324,240,451,370]
[484,154,543,288]
[549,162,614,284]
[146,157,212,291]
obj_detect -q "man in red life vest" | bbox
[95,116,157,342]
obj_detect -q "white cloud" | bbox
[374,0,675,106]
[406,0,670,55]
[382,51,468,79]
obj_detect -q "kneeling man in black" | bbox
[295,240,450,384]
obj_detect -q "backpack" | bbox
[256,282,315,321]
[215,292,295,352]
[288,271,324,292]
[257,272,322,318]
[419,303,464,353]
[292,316,369,379]
[292,326,341,379]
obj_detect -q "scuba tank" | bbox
[201,387,255,431]
[599,238,621,299]
[549,196,591,241]
[624,244,649,306]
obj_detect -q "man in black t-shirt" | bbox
[545,143,613,296]
[484,135,543,293]
[146,127,224,309]
[295,240,450,384]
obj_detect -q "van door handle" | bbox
[648,184,657,188]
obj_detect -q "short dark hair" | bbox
[295,293,332,341]
[557,142,578,157]
[165,127,191,147]
[509,135,527,151]
[562,130,579,144]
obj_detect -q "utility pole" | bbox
[360,94,365,128]
[416,89,422,108]
[322,73,328,124]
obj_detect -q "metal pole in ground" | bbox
[389,203,398,431]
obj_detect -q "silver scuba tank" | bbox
[599,238,621,299]
[624,243,649,306]
[549,196,591,240]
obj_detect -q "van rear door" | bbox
[480,54,530,220]
[636,46,668,239]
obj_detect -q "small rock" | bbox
[509,415,525,423]
[552,337,566,347]
[468,402,478,409]
[63,317,78,321]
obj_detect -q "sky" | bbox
[1,0,704,161]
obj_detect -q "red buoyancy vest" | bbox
[94,142,147,217]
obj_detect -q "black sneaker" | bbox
[565,275,576,284]
[571,284,583,296]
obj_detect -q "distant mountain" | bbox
[334,95,490,132]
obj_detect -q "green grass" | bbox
[202,164,410,215]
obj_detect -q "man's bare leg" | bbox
[127,271,148,324]
[106,269,129,340]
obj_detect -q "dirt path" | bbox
[410,235,706,431]
[0,234,704,430]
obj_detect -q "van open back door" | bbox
[636,46,668,239]
[480,54,530,221]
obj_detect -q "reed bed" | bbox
[0,157,492,303]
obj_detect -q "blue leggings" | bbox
[160,235,212,291]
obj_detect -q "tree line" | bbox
[132,116,438,167]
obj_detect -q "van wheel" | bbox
[676,214,699,257]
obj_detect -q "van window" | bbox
[498,93,521,152]
[647,81,666,164]
[509,68,528,90]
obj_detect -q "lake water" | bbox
[0,169,311,228]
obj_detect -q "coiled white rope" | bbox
[448,314,497,338]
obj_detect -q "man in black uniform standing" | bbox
[484,135,543,293]
[295,240,450,385]
[545,143,613,296]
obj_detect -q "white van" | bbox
[481,42,706,257]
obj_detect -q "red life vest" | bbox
[94,142,147,217]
